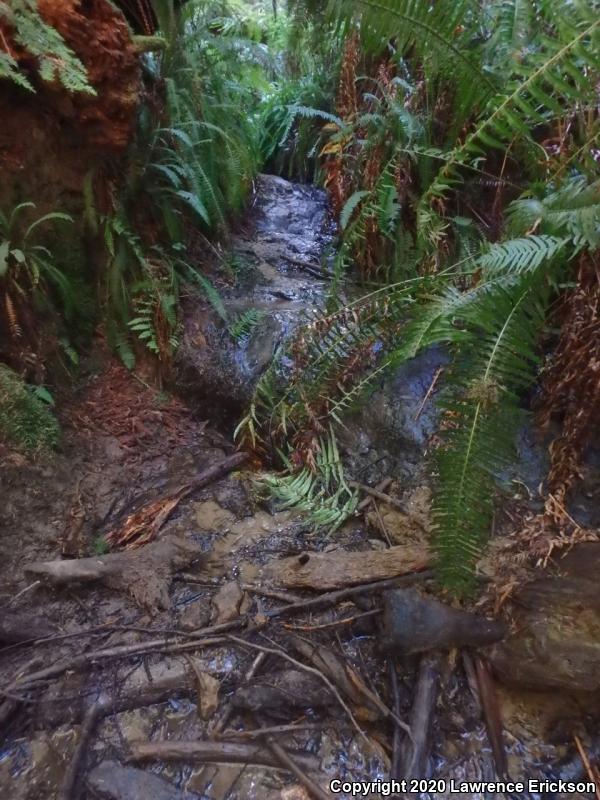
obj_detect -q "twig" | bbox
[8,636,225,690]
[474,656,507,778]
[388,658,403,786]
[260,570,431,621]
[281,255,329,281]
[220,722,321,741]
[210,651,267,737]
[282,608,381,632]
[9,581,41,606]
[228,634,368,742]
[358,478,393,512]
[373,500,392,547]
[348,481,408,514]
[401,654,440,785]
[7,572,431,693]
[129,740,320,772]
[242,584,304,604]
[574,735,600,800]
[414,367,444,422]
[261,729,332,800]
[59,705,101,800]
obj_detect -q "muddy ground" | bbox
[1,176,600,800]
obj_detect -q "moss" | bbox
[0,365,60,451]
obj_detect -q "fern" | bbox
[507,178,600,251]
[259,429,358,533]
[433,278,549,592]
[480,235,567,275]
[229,308,265,341]
[422,2,600,218]
[340,190,370,230]
[0,0,95,94]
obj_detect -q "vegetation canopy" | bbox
[1,0,599,595]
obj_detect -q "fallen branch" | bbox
[58,705,101,800]
[348,481,409,514]
[129,740,320,772]
[25,537,202,611]
[229,634,368,743]
[104,451,248,549]
[401,654,440,784]
[262,730,332,800]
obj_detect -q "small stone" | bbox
[179,600,211,631]
[211,580,244,623]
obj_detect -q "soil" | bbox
[1,176,599,800]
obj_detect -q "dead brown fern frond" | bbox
[538,252,600,505]
[4,292,22,339]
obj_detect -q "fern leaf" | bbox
[480,236,567,275]
[340,190,370,229]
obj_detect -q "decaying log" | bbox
[267,545,429,590]
[129,740,320,772]
[400,654,440,783]
[25,537,202,610]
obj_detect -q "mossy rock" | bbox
[0,366,60,451]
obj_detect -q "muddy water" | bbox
[1,175,597,800]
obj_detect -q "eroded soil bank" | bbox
[1,176,600,800]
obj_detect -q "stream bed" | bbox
[0,175,598,800]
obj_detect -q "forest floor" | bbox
[0,176,598,800]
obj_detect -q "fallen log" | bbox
[25,536,201,611]
[266,545,429,590]
[400,654,440,785]
[129,740,320,772]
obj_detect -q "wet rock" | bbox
[490,567,600,691]
[211,580,244,623]
[87,761,186,800]
[339,346,450,487]
[231,669,332,717]
[381,589,506,654]
[179,599,211,631]
[177,175,332,423]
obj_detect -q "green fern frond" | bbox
[480,235,567,275]
[433,278,548,592]
[423,4,600,213]
[259,429,358,533]
[0,0,95,94]
[507,178,600,250]
[229,308,265,341]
